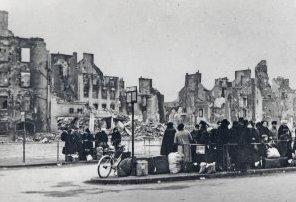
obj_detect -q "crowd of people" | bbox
[161,118,295,172]
[61,127,122,161]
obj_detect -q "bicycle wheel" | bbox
[97,155,113,178]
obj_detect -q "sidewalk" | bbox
[87,166,296,185]
[0,160,99,169]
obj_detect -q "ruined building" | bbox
[0,11,50,137]
[170,60,296,125]
[122,77,165,123]
[50,52,125,132]
[177,72,210,125]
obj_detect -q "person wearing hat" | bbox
[269,121,278,141]
[95,128,109,149]
[111,127,122,150]
[197,121,209,145]
[160,122,177,156]
[214,119,230,170]
[236,118,253,172]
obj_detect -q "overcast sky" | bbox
[1,0,296,101]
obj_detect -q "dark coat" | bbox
[215,126,230,146]
[73,131,83,153]
[278,125,292,140]
[236,125,253,164]
[62,131,77,155]
[197,128,209,145]
[160,128,177,156]
[249,128,260,143]
[229,125,239,143]
[191,129,200,143]
[82,132,94,150]
[111,131,122,143]
[95,131,109,147]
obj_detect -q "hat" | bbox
[221,119,230,126]
[199,121,209,127]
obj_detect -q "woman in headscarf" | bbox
[174,123,193,171]
[160,122,177,156]
[278,120,292,158]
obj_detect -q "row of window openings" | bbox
[83,88,116,100]
[68,104,115,114]
[0,48,30,63]
[0,72,31,87]
[69,108,83,114]
[83,75,116,87]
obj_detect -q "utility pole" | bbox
[131,101,135,174]
[21,111,26,164]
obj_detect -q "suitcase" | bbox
[136,160,149,176]
[137,157,155,174]
[137,156,170,174]
[153,156,170,174]
[265,157,288,168]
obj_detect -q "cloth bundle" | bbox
[199,162,216,174]
[168,152,184,174]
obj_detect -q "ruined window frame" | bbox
[93,103,98,110]
[21,48,30,63]
[69,108,74,114]
[83,74,90,98]
[198,109,203,117]
[0,72,9,87]
[0,47,9,62]
[77,108,83,114]
[0,96,8,110]
[101,88,108,100]
[110,103,115,110]
[20,72,31,88]
[110,89,116,100]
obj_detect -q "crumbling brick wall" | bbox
[0,35,50,136]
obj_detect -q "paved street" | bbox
[1,164,296,202]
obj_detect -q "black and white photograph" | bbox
[1,0,296,201]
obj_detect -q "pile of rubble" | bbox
[14,132,58,143]
[119,119,166,141]
[57,117,90,130]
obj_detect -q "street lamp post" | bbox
[20,111,26,164]
[126,86,137,175]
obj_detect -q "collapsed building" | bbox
[0,11,50,137]
[50,52,125,132]
[167,60,296,125]
[124,77,165,123]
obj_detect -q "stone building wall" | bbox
[0,11,50,136]
[174,60,296,125]
[50,52,124,132]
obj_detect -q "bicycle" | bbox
[97,145,125,178]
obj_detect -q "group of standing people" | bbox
[160,118,296,172]
[61,127,122,161]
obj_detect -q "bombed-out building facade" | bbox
[167,60,296,126]
[122,77,165,123]
[0,11,50,137]
[50,52,126,132]
[0,10,165,137]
